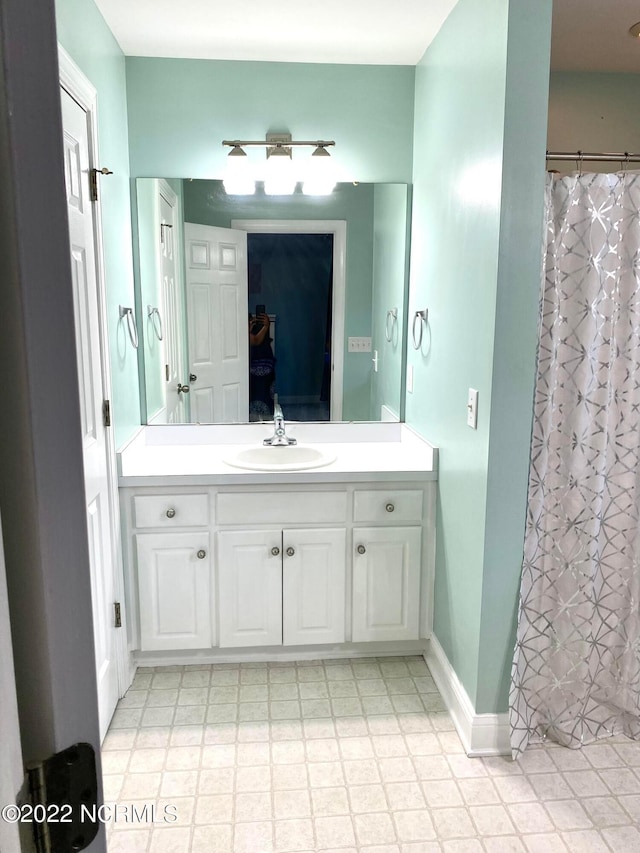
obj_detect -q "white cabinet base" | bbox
[352,527,422,642]
[137,532,211,651]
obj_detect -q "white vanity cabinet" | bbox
[217,527,346,648]
[136,532,211,651]
[121,479,434,661]
[351,488,424,642]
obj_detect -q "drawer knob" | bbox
[385,503,395,513]
[271,546,280,557]
[197,549,206,560]
[166,508,176,519]
[357,544,366,555]
[286,546,295,557]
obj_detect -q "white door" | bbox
[160,186,187,423]
[217,530,282,647]
[0,515,24,853]
[283,528,346,645]
[61,87,119,739]
[185,223,248,423]
[137,533,211,651]
[352,527,421,642]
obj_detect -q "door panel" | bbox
[217,530,282,647]
[185,223,248,423]
[61,87,119,740]
[137,533,211,651]
[352,527,421,642]
[283,528,346,646]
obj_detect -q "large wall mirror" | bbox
[132,179,411,424]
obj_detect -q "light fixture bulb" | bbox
[302,145,336,195]
[264,149,296,195]
[222,145,255,195]
[630,21,640,38]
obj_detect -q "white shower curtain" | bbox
[510,171,640,757]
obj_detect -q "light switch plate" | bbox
[467,388,478,429]
[348,336,372,352]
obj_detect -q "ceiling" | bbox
[551,0,640,72]
[95,0,640,72]
[93,0,458,65]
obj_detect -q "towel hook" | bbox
[412,309,428,350]
[119,305,139,349]
[147,305,163,341]
[385,308,398,342]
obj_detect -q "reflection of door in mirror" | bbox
[247,233,332,422]
[159,185,187,423]
[185,223,249,423]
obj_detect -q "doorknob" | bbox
[286,547,295,557]
[189,373,197,383]
[177,383,190,394]
[357,544,366,554]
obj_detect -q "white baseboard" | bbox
[424,635,511,757]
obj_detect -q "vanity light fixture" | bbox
[222,134,336,196]
[629,21,640,38]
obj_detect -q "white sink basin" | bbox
[224,444,336,472]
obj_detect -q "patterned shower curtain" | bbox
[510,171,640,757]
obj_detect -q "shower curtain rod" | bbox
[547,150,640,163]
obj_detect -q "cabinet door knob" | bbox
[197,549,206,559]
[286,546,295,557]
[357,544,366,555]
[166,508,176,519]
[385,503,395,513]
[271,546,280,557]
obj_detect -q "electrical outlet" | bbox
[467,388,478,429]
[348,336,372,352]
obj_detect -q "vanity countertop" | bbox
[117,423,438,487]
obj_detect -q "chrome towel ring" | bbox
[412,309,428,350]
[147,305,163,341]
[119,305,139,349]
[385,308,398,342]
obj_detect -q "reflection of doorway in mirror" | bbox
[158,182,188,423]
[248,234,333,422]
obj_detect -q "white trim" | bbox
[424,635,511,757]
[135,641,427,668]
[232,219,346,421]
[58,46,133,704]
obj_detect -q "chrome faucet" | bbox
[264,399,297,446]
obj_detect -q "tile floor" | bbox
[102,656,640,852]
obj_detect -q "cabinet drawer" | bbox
[133,493,209,529]
[353,489,423,523]
[217,491,347,525]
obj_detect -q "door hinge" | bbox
[165,364,170,382]
[89,167,113,202]
[114,601,122,628]
[27,743,99,852]
[102,399,111,428]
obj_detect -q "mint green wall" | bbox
[406,0,551,712]
[548,72,640,164]
[370,184,410,420]
[182,180,375,420]
[55,0,140,449]
[477,2,552,713]
[125,58,415,184]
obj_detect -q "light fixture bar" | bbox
[222,139,335,149]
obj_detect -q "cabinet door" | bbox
[352,527,421,642]
[137,532,211,651]
[283,528,346,646]
[218,530,283,647]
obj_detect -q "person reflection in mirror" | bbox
[249,313,276,421]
